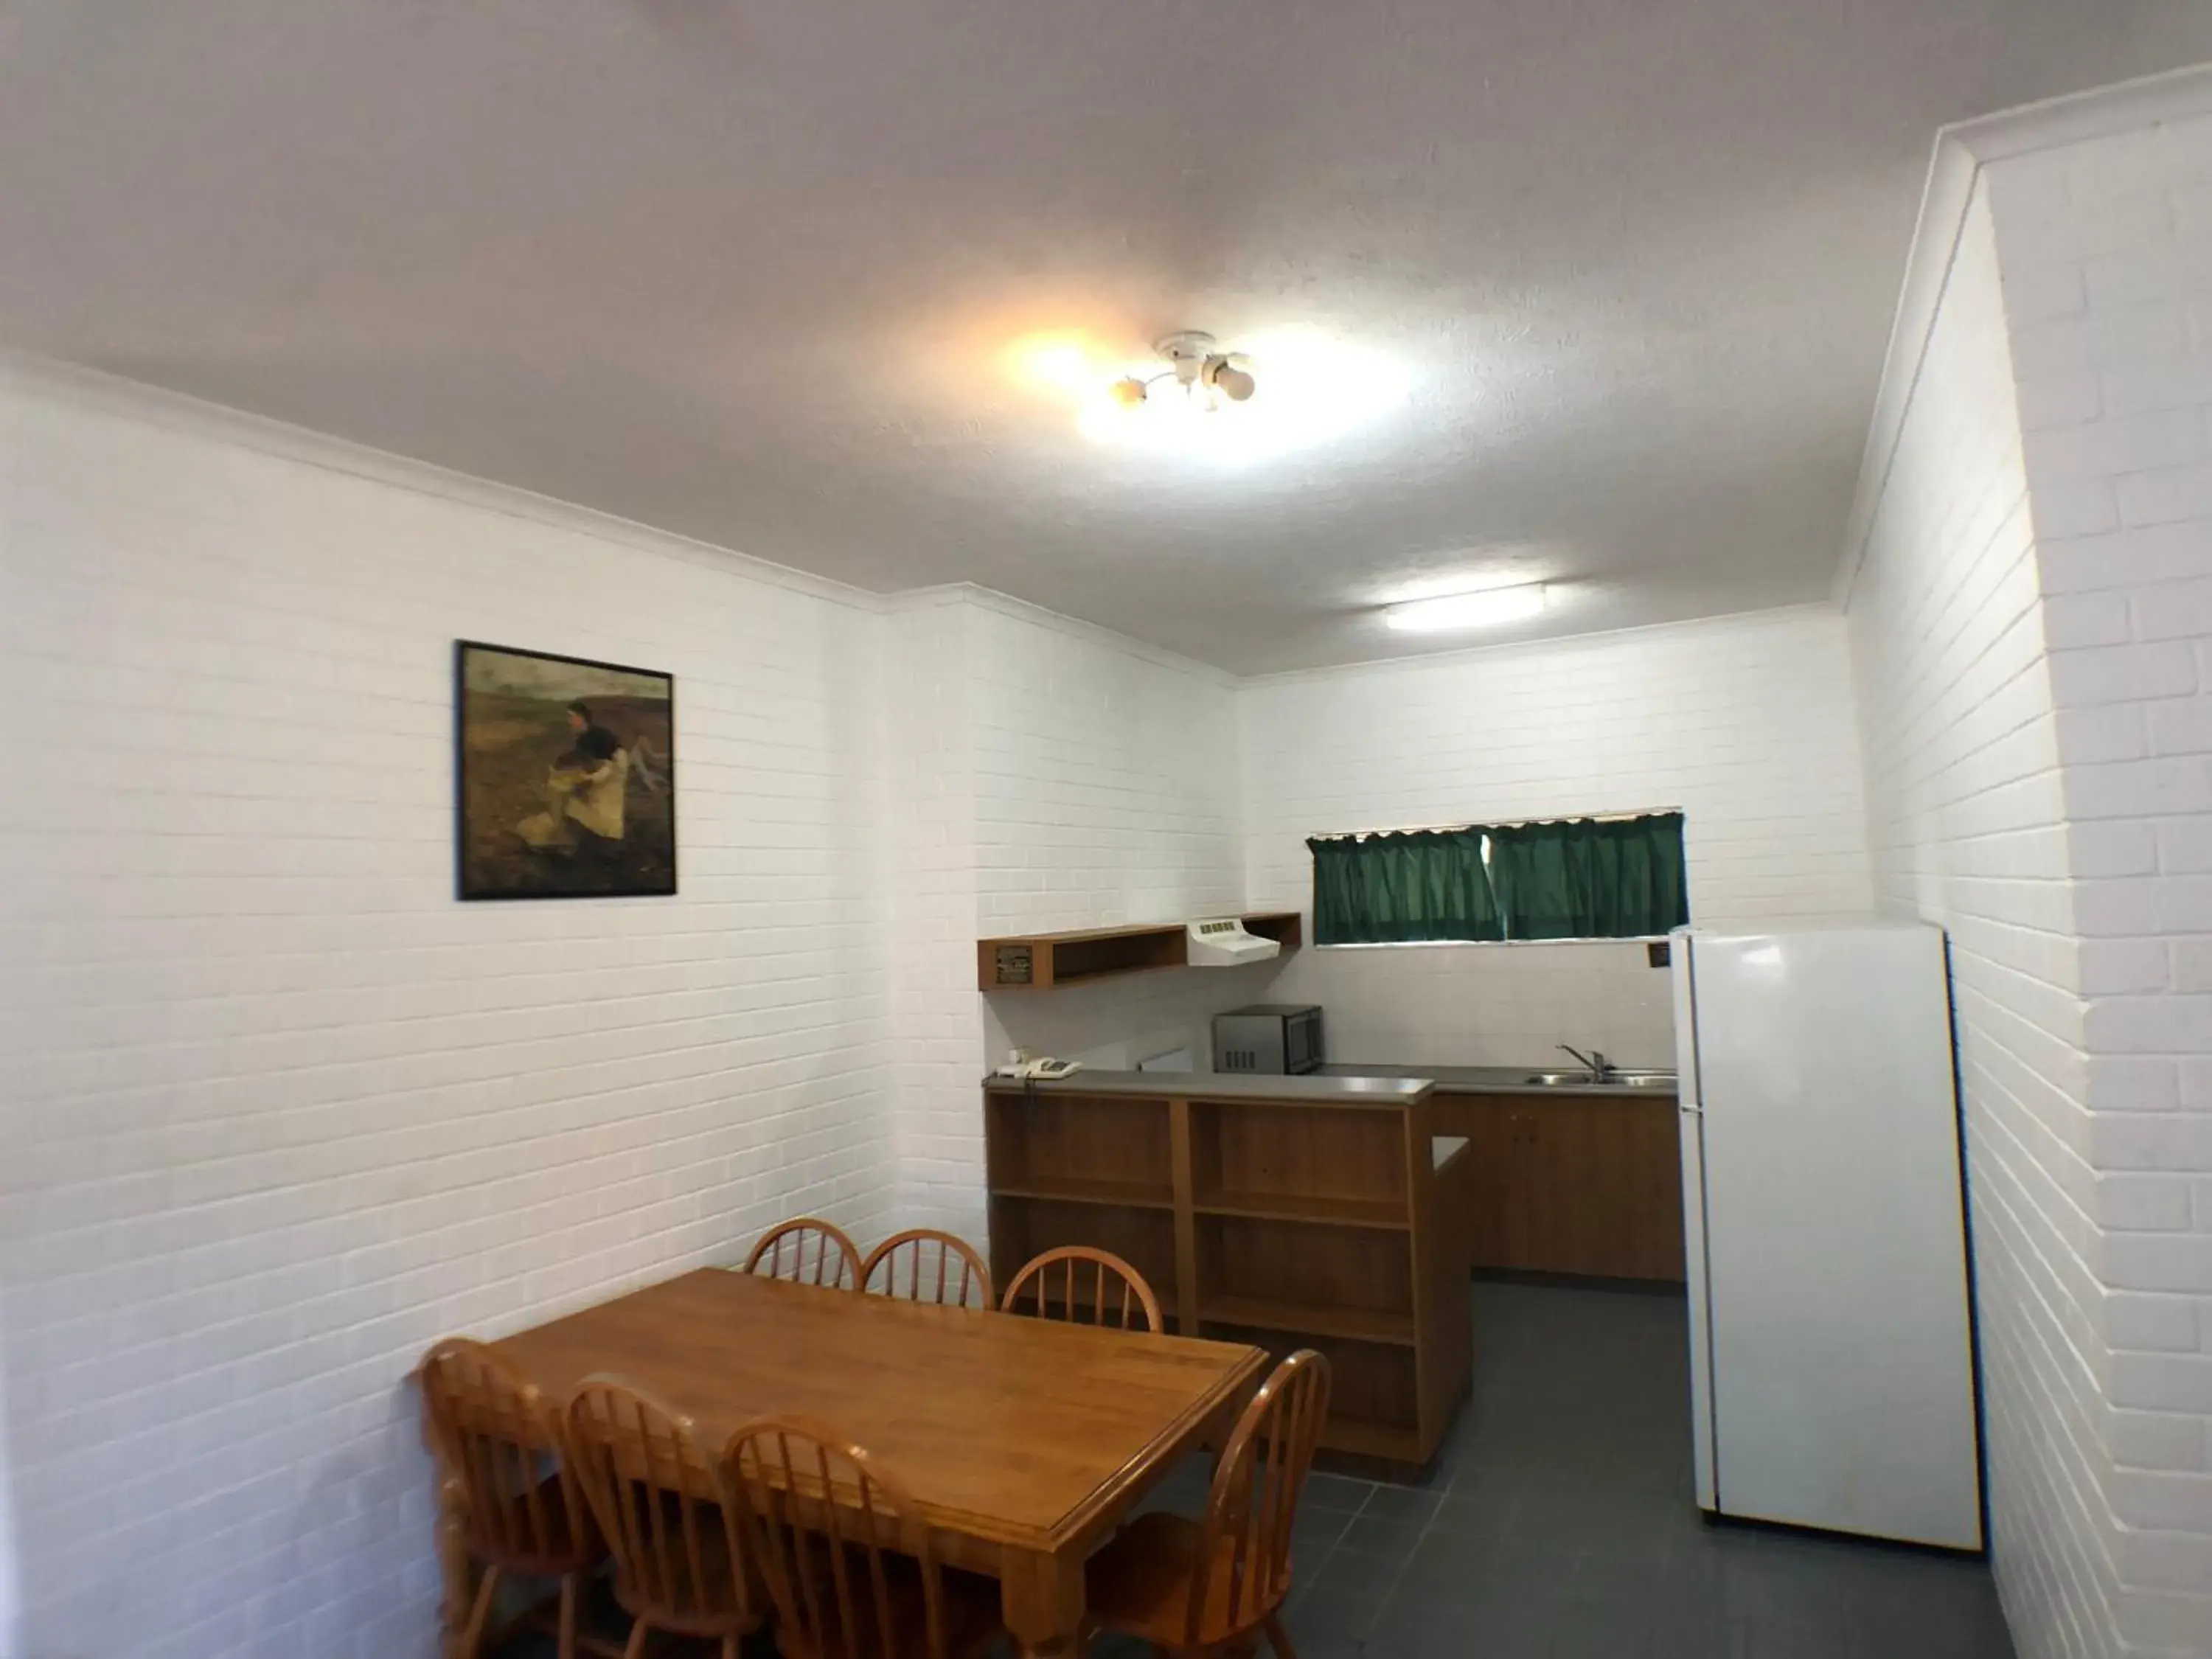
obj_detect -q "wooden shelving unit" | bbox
[990,1175,1177,1211]
[984,1079,1473,1472]
[976,912,1302,992]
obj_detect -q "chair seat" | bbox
[1086,1512,1281,1648]
[772,1551,1004,1659]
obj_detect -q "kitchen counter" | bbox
[1320,1062,1676,1097]
[982,1068,1432,1106]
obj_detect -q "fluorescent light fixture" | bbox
[1383,584,1548,632]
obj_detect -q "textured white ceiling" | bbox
[3,1,2210,672]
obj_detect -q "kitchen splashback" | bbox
[1261,937,1674,1068]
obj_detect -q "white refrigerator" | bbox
[1671,922,1984,1550]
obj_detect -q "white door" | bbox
[1692,925,1983,1549]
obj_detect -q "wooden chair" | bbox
[1000,1245,1164,1334]
[564,1375,764,1659]
[720,1416,1004,1659]
[419,1338,610,1659]
[1084,1349,1332,1659]
[859,1229,994,1310]
[744,1217,862,1290]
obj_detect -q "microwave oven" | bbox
[1213,1004,1325,1076]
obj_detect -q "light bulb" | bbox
[1208,359,1256,402]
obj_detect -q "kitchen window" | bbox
[1306,811,1688,945]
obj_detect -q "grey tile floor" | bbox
[500,1281,2013,1659]
[1237,1280,2015,1659]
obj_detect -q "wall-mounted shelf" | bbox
[976,912,1301,992]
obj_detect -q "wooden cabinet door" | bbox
[1437,1094,1530,1271]
[1435,1091,1686,1281]
[1520,1097,1686,1280]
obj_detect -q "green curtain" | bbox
[1309,813,1688,944]
[1488,813,1688,939]
[1307,827,1503,944]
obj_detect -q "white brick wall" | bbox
[1843,173,2101,1659]
[1238,608,1876,1065]
[1845,79,2212,1659]
[1992,104,2212,1658]
[0,366,902,1659]
[886,591,1261,1239]
[883,591,985,1237]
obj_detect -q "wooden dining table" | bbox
[462,1267,1268,1658]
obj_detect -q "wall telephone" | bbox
[994,1052,1084,1081]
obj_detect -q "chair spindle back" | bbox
[564,1376,752,1630]
[1000,1245,1164,1334]
[860,1229,993,1310]
[1186,1349,1332,1645]
[723,1417,945,1659]
[420,1338,589,1572]
[744,1217,862,1290]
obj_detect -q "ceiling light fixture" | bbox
[1107,331,1257,413]
[1075,327,1407,459]
[1383,584,1550,633]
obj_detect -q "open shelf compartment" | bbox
[1200,1321,1424,1458]
[1194,1211,1417,1343]
[1189,1099,1412,1227]
[986,1091,1175,1209]
[977,911,1301,991]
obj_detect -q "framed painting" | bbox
[455,641,676,900]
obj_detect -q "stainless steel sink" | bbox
[1521,1069,1679,1088]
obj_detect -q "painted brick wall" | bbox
[0,368,901,1659]
[883,591,987,1236]
[1989,105,2212,1658]
[1237,608,1876,1067]
[1842,175,2101,1658]
[887,591,1264,1239]
[1846,83,2212,1658]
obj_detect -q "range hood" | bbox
[1187,917,1282,967]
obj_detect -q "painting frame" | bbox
[454,639,678,901]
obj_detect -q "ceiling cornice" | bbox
[0,347,886,614]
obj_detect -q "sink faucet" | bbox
[1558,1043,1613,1081]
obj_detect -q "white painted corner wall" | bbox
[1996,101,2212,1659]
[1239,609,1876,1067]
[1843,70,2212,1659]
[886,588,1265,1240]
[1844,172,2092,1656]
[0,369,905,1659]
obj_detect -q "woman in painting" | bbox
[516,700,630,852]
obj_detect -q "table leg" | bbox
[1001,1545,1087,1659]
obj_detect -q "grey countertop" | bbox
[982,1068,1431,1106]
[1319,1062,1677,1098]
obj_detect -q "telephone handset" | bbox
[994,1054,1084,1081]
